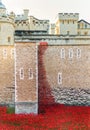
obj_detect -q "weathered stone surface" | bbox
[1,43,89,114]
[52,87,90,105]
[15,42,38,114]
[38,45,90,106]
[15,102,38,114]
[0,46,15,104]
[38,44,55,107]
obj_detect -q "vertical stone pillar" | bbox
[15,42,38,114]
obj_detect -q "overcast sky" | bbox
[2,0,90,23]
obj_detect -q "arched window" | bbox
[77,48,81,58]
[28,68,33,79]
[58,73,62,84]
[11,49,14,59]
[61,48,65,59]
[3,49,7,59]
[20,68,24,79]
[69,48,73,59]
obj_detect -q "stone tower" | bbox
[0,0,15,106]
[0,0,15,45]
[55,13,79,35]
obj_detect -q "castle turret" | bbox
[0,0,6,16]
[0,0,15,45]
[55,13,79,35]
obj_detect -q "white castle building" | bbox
[51,13,90,35]
[0,0,90,39]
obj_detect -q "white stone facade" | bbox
[54,13,90,35]
[0,1,15,45]
[55,13,79,35]
[15,10,49,33]
[1,1,90,37]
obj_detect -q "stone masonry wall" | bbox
[38,43,55,107]
[0,45,15,105]
[38,44,90,106]
[15,42,38,113]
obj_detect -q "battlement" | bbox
[15,9,29,21]
[0,16,14,24]
[30,16,49,24]
[58,13,79,20]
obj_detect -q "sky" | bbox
[2,0,90,23]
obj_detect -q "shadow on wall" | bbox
[38,42,55,113]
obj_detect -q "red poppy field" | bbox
[0,104,90,130]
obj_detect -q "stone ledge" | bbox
[15,102,38,114]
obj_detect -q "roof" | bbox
[78,19,90,25]
[0,0,6,9]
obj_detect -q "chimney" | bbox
[23,9,29,19]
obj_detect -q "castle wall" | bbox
[38,43,90,106]
[60,20,78,35]
[55,13,79,35]
[0,22,14,45]
[29,16,49,32]
[0,45,15,105]
[15,20,30,30]
[58,13,79,20]
[77,28,90,35]
[15,42,38,114]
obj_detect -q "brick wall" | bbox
[38,44,90,106]
[15,42,90,113]
[0,45,14,105]
[15,42,38,113]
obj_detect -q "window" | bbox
[28,68,33,79]
[62,20,64,24]
[84,32,88,35]
[78,31,81,35]
[11,49,15,59]
[85,24,87,28]
[78,24,80,29]
[73,21,75,24]
[58,73,62,84]
[77,48,81,58]
[3,49,7,59]
[82,23,84,28]
[61,48,65,59]
[8,37,11,43]
[20,68,24,79]
[67,20,69,24]
[0,24,1,31]
[67,31,69,35]
[69,48,73,58]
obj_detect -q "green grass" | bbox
[6,107,15,114]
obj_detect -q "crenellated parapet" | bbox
[58,13,79,20]
[29,16,49,32]
[0,15,15,25]
[15,9,29,21]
